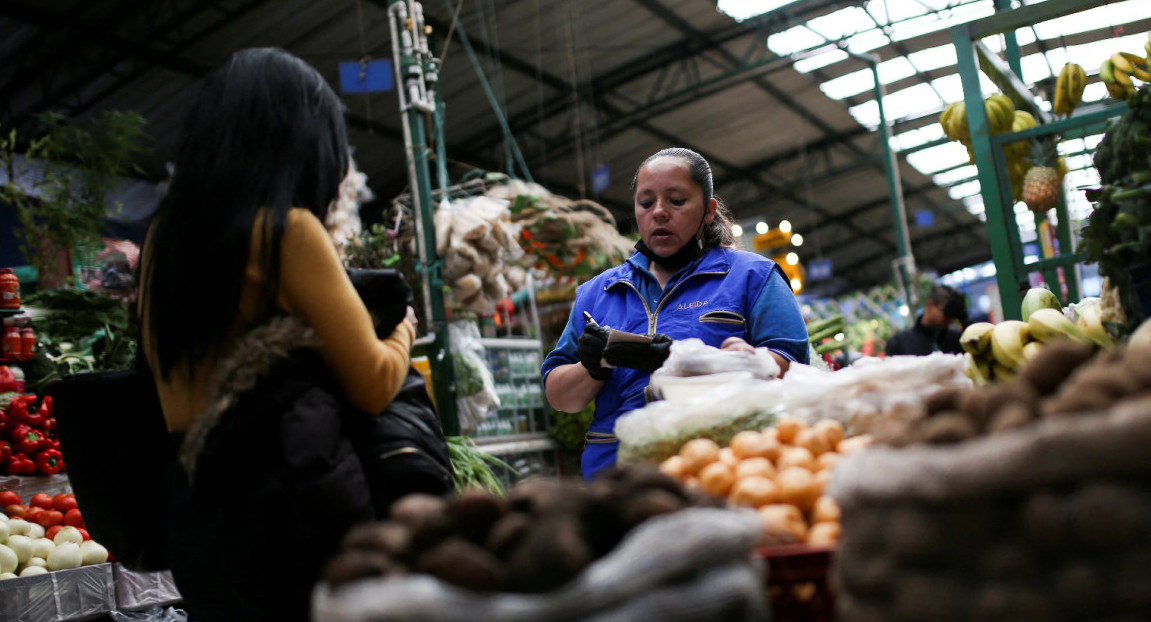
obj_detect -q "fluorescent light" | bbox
[779,220,792,233]
[792,233,804,247]
[756,221,769,234]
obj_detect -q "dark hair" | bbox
[930,285,968,323]
[631,147,736,248]
[141,47,350,379]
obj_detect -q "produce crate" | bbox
[112,565,182,611]
[758,544,836,622]
[0,563,116,622]
[829,396,1151,622]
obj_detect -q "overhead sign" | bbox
[808,258,833,281]
[915,209,934,227]
[338,59,394,93]
[592,164,610,194]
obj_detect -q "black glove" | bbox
[577,323,612,381]
[603,333,673,373]
[346,268,413,338]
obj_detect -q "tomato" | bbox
[0,490,19,508]
[3,504,26,518]
[77,527,91,541]
[52,493,78,513]
[24,506,44,523]
[29,493,54,510]
[63,508,84,528]
[37,509,64,527]
[46,525,63,540]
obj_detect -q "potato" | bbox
[678,438,721,475]
[728,476,778,509]
[323,549,403,590]
[777,467,818,512]
[777,446,816,472]
[503,517,591,593]
[731,431,782,462]
[734,457,776,480]
[717,447,740,469]
[757,504,807,545]
[806,521,841,545]
[659,455,687,480]
[813,419,845,448]
[775,417,804,444]
[812,496,841,524]
[793,428,832,457]
[697,461,736,498]
[341,522,413,561]
[417,537,507,592]
[836,435,873,454]
[816,452,839,472]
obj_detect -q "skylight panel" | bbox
[793,48,848,74]
[767,25,825,57]
[1031,1,1143,40]
[948,180,981,200]
[908,45,957,73]
[845,28,890,54]
[894,123,945,151]
[864,0,927,24]
[820,57,916,100]
[962,196,985,219]
[889,1,995,42]
[933,165,977,186]
[1020,53,1055,84]
[906,141,971,175]
[717,0,802,21]
[806,7,873,41]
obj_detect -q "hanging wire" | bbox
[354,0,372,125]
[475,0,515,174]
[439,0,466,61]
[534,0,547,173]
[563,0,588,198]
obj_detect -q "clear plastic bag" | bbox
[652,338,781,379]
[449,321,501,432]
[110,606,189,622]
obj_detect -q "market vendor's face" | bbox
[634,156,716,257]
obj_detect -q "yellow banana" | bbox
[1013,110,1037,129]
[940,102,962,141]
[986,94,1014,134]
[1054,64,1070,116]
[1111,53,1135,76]
[1118,52,1151,82]
[1063,63,1087,107]
[1022,341,1044,362]
[1076,302,1113,348]
[964,352,991,386]
[948,101,969,142]
[1114,67,1133,88]
[1027,308,1092,345]
[991,320,1029,370]
[960,322,995,355]
[1106,80,1134,100]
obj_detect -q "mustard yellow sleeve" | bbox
[278,209,414,414]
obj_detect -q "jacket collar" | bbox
[603,247,732,290]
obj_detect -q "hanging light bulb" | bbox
[778,219,792,233]
[790,277,802,291]
[786,252,799,265]
[755,221,769,234]
[732,224,743,237]
[791,233,804,247]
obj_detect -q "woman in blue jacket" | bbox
[542,147,810,479]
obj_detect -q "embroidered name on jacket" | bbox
[677,300,708,310]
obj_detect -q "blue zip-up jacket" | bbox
[542,246,809,479]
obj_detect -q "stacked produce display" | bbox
[0,494,107,579]
[0,395,63,476]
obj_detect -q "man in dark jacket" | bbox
[885,285,968,356]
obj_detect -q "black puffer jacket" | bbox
[168,318,373,622]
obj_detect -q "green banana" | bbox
[990,320,1029,370]
[964,352,990,386]
[960,322,995,356]
[1101,57,1117,84]
[1020,287,1062,322]
[1027,308,1092,345]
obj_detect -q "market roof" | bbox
[0,0,1146,296]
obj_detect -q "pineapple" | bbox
[1021,140,1062,213]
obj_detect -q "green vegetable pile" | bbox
[446,435,514,495]
[549,403,594,451]
[1082,83,1151,328]
[21,288,135,389]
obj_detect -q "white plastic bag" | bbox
[653,338,781,379]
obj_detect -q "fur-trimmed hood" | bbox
[180,315,320,479]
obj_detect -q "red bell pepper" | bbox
[34,448,63,475]
[11,424,45,454]
[4,452,34,475]
[0,439,11,462]
[8,395,45,427]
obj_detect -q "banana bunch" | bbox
[961,288,1113,386]
[1052,63,1087,117]
[1101,51,1151,101]
[939,94,1017,165]
[1002,110,1039,201]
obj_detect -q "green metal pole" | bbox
[994,0,1024,81]
[389,0,458,435]
[954,23,1025,320]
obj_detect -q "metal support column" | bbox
[389,0,459,435]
